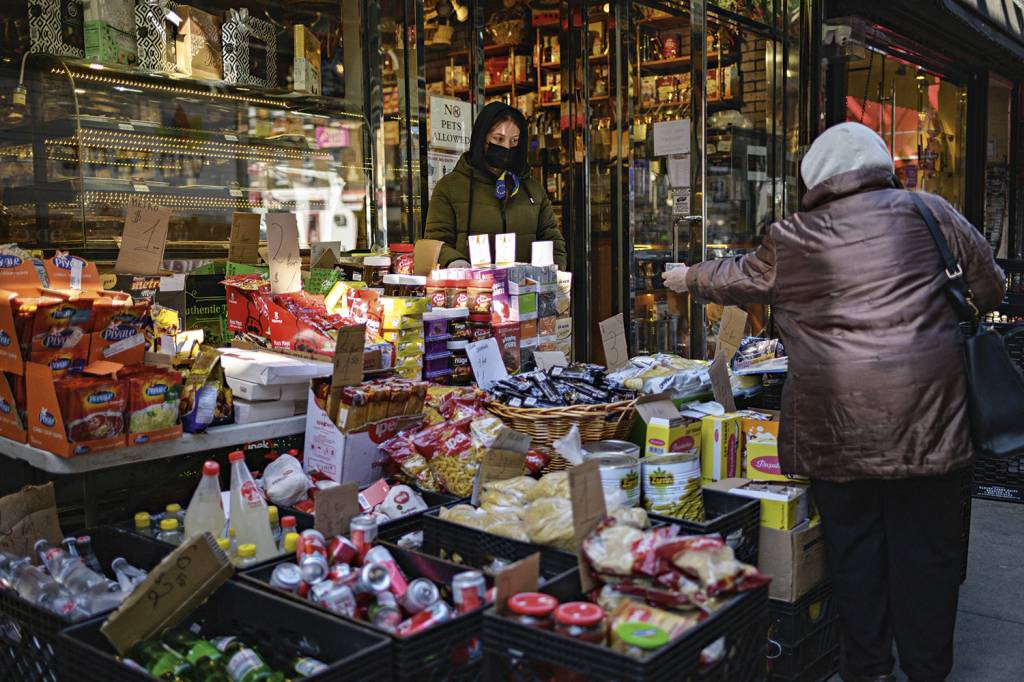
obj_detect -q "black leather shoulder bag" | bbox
[910,192,1024,458]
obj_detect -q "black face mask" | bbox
[484,143,518,172]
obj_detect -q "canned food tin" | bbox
[581,451,641,507]
[641,451,703,520]
[581,440,641,458]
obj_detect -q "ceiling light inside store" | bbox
[603,3,610,12]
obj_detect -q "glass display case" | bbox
[0,0,369,259]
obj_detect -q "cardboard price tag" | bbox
[115,202,171,275]
[229,213,261,264]
[314,482,360,537]
[332,325,365,388]
[531,240,554,267]
[495,233,516,265]
[533,350,568,371]
[715,306,748,361]
[466,337,509,389]
[471,448,527,505]
[709,352,737,413]
[102,534,233,655]
[413,239,444,276]
[495,553,540,614]
[267,213,301,294]
[468,234,491,266]
[598,313,629,371]
[0,483,63,558]
[568,460,607,592]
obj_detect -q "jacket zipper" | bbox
[500,204,507,233]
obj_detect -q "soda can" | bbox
[315,582,357,618]
[369,591,402,632]
[270,563,302,593]
[400,578,440,614]
[349,514,378,557]
[364,545,409,598]
[396,600,453,637]
[327,535,359,567]
[328,563,353,582]
[353,562,391,595]
[297,531,329,585]
[296,529,327,563]
[451,570,486,614]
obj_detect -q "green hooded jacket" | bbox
[423,102,567,269]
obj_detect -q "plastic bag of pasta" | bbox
[523,497,576,551]
[525,470,570,502]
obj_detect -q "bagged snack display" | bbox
[56,376,126,442]
[180,347,233,432]
[731,336,787,374]
[123,367,182,434]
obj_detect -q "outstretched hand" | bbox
[662,265,690,293]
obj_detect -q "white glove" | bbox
[448,259,471,268]
[661,265,690,293]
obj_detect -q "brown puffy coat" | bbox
[686,168,1006,481]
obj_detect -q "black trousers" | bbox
[811,470,965,682]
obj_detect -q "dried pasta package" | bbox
[522,497,575,551]
[126,369,182,434]
[525,470,570,501]
[482,475,537,503]
[483,518,531,542]
[610,506,650,530]
[381,431,441,492]
[440,504,489,529]
[57,377,125,442]
[427,420,482,496]
[479,489,528,516]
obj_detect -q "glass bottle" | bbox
[163,630,229,681]
[211,636,283,682]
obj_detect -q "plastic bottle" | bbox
[10,559,86,619]
[282,532,300,555]
[267,506,282,548]
[185,461,226,541]
[134,512,154,537]
[236,544,258,569]
[227,450,277,561]
[111,557,148,592]
[227,528,239,564]
[34,540,107,595]
[157,518,184,546]
[165,503,185,525]
[279,516,297,551]
[76,535,103,573]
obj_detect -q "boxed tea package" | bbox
[293,24,321,95]
[175,5,223,80]
[134,0,177,71]
[84,0,137,65]
[223,9,277,87]
[27,0,85,58]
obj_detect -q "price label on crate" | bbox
[314,481,360,537]
[569,459,606,593]
[331,324,366,388]
[101,534,233,655]
[267,212,301,294]
[115,201,171,275]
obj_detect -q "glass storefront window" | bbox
[984,74,1012,257]
[843,49,968,211]
[711,0,775,26]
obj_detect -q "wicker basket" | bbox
[488,400,637,447]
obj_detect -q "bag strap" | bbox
[908,192,979,324]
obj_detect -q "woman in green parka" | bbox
[424,102,568,269]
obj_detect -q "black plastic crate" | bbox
[650,489,761,565]
[767,581,835,648]
[766,619,840,680]
[57,579,391,682]
[240,542,492,681]
[483,586,769,682]
[769,647,840,682]
[0,526,172,682]
[420,507,579,579]
[973,452,1024,504]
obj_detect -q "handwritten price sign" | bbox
[267,213,302,294]
[115,201,171,275]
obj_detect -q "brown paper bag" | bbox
[0,483,63,560]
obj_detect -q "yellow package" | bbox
[700,414,742,483]
[382,328,424,345]
[325,280,367,314]
[395,340,425,359]
[380,296,428,329]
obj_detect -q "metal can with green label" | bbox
[641,450,703,521]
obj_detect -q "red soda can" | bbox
[296,529,329,584]
[451,570,486,614]
[400,578,440,614]
[396,600,453,637]
[328,563,353,582]
[364,545,409,599]
[349,514,378,560]
[353,562,391,595]
[327,535,359,566]
[312,581,357,617]
[369,591,403,632]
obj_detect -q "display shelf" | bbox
[0,416,306,475]
[540,100,562,108]
[638,14,688,29]
[448,43,528,60]
[453,80,535,96]
[540,61,562,70]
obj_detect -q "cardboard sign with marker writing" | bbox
[495,553,540,614]
[568,460,607,592]
[102,533,233,655]
[709,352,737,412]
[229,213,262,264]
[314,482,360,537]
[715,306,748,360]
[267,213,302,294]
[598,313,630,371]
[471,447,527,505]
[332,325,366,388]
[469,234,491,266]
[115,202,171,275]
[466,337,509,389]
[413,239,444,276]
[533,350,568,370]
[0,483,63,559]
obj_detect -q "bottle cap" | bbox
[160,518,179,531]
[203,461,220,476]
[554,602,604,627]
[216,538,231,552]
[507,592,558,617]
[281,515,297,529]
[134,512,150,529]
[228,450,245,463]
[165,503,181,513]
[365,256,391,267]
[238,544,257,559]
[284,532,300,553]
[267,506,279,522]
